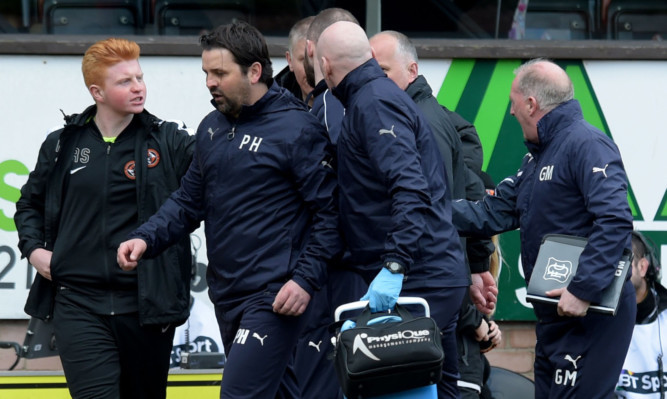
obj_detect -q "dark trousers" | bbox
[533,279,636,398]
[293,268,368,399]
[215,289,309,399]
[53,293,175,399]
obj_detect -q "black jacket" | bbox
[406,75,493,273]
[406,75,467,200]
[15,105,195,325]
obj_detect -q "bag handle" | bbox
[334,297,430,321]
[355,303,415,326]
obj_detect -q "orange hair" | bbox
[81,38,140,88]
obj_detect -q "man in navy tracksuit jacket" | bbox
[451,59,636,398]
[118,22,340,399]
[291,9,368,399]
[318,22,470,398]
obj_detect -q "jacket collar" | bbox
[405,75,432,102]
[306,79,329,104]
[525,99,583,154]
[62,105,160,137]
[332,58,385,107]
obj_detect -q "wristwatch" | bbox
[384,261,405,274]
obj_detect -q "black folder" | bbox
[526,234,631,315]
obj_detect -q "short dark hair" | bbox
[199,21,273,85]
[306,7,359,43]
[632,230,661,283]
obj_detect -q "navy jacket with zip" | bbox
[452,99,633,307]
[309,80,345,145]
[333,58,468,289]
[132,82,341,308]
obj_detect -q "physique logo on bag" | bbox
[543,257,573,283]
[353,333,380,361]
[352,329,432,361]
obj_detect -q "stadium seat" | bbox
[486,366,535,398]
[154,0,254,35]
[524,0,593,40]
[607,0,667,40]
[42,0,143,34]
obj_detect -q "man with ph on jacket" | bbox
[118,21,340,399]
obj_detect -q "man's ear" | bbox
[638,256,650,279]
[306,39,314,58]
[89,85,103,102]
[285,51,294,71]
[407,61,418,83]
[320,56,330,80]
[527,96,539,115]
[247,61,262,84]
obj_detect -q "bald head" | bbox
[514,59,574,113]
[317,21,372,89]
[304,8,359,88]
[370,30,418,90]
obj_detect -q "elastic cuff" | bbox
[469,259,490,274]
[291,275,316,297]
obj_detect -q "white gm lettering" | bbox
[539,165,554,181]
[615,260,626,277]
[555,369,577,386]
[239,135,263,152]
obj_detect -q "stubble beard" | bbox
[304,51,316,88]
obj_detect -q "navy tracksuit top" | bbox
[333,58,468,289]
[452,99,633,309]
[132,82,341,308]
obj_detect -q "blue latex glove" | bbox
[340,316,400,333]
[360,268,404,312]
[341,320,357,332]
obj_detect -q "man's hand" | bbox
[273,280,311,316]
[480,320,502,353]
[470,271,498,315]
[487,320,502,346]
[361,268,404,312]
[117,239,147,271]
[29,248,53,281]
[547,287,590,317]
[474,318,490,341]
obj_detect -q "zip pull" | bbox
[227,126,235,141]
[107,144,111,155]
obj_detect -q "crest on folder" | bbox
[543,257,573,283]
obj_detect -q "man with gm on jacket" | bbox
[451,58,636,398]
